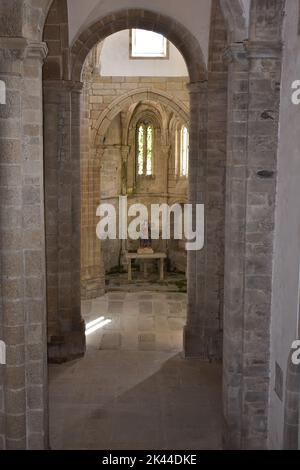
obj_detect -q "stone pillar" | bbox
[184,81,208,358]
[120,145,130,268]
[121,146,130,196]
[222,42,249,449]
[81,145,105,299]
[44,80,85,363]
[222,33,282,449]
[241,38,282,450]
[0,38,48,449]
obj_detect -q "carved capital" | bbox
[43,79,83,93]
[25,41,48,62]
[223,42,248,65]
[0,38,48,74]
[186,81,208,95]
[94,146,105,165]
[245,40,283,60]
[121,146,130,162]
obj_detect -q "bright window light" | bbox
[86,316,105,330]
[86,318,112,336]
[180,126,189,177]
[131,29,168,58]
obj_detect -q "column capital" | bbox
[25,41,48,62]
[223,42,248,66]
[121,146,130,161]
[0,36,27,52]
[43,79,83,93]
[244,40,283,60]
[94,146,105,165]
[186,81,208,94]
[0,38,48,60]
[0,38,48,75]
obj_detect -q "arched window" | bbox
[137,122,154,176]
[175,124,189,178]
[180,126,189,177]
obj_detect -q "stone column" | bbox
[0,38,48,449]
[222,42,249,449]
[120,145,130,268]
[184,81,208,358]
[222,34,282,449]
[242,38,282,450]
[81,145,105,299]
[44,80,85,363]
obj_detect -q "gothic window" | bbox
[175,124,189,178]
[180,126,189,177]
[137,122,154,177]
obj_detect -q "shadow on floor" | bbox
[49,352,222,450]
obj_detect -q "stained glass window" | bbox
[136,122,154,177]
[146,126,153,176]
[138,125,144,176]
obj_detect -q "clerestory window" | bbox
[130,29,168,59]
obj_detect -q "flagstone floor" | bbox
[49,292,222,450]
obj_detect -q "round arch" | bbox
[219,0,249,41]
[34,1,250,48]
[70,9,207,83]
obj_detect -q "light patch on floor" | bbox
[83,292,187,352]
[49,292,222,450]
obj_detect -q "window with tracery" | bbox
[137,122,154,177]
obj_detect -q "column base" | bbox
[81,276,105,300]
[183,324,222,360]
[48,320,86,363]
[222,416,242,450]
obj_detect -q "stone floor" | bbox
[106,271,187,293]
[49,291,222,450]
[83,291,187,352]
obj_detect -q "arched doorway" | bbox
[43,5,214,362]
[43,1,226,450]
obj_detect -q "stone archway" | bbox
[70,9,206,84]
[37,0,249,368]
[43,6,210,367]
